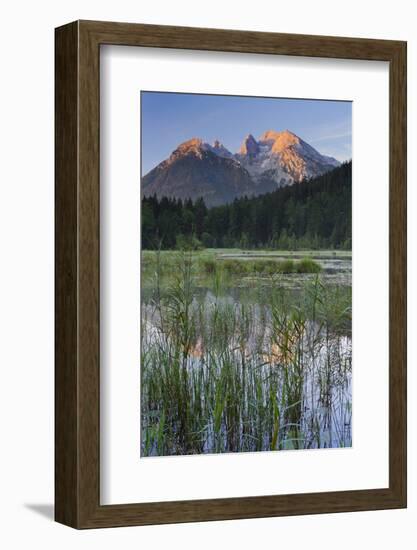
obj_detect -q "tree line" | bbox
[142,161,352,250]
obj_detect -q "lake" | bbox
[141,250,352,456]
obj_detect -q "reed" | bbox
[141,251,351,456]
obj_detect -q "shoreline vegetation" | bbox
[141,248,352,291]
[141,249,352,456]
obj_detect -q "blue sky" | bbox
[141,91,352,175]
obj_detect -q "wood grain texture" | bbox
[388,41,407,504]
[55,20,407,529]
[55,21,79,527]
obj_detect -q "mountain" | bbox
[142,131,341,207]
[141,138,256,207]
[236,130,340,187]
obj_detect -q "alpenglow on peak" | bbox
[142,129,341,207]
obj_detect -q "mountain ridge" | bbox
[142,130,343,207]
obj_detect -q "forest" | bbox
[141,160,352,250]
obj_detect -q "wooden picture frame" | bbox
[55,20,407,528]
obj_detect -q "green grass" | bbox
[143,249,323,282]
[296,257,322,274]
[141,250,352,456]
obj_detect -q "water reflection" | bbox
[141,272,352,456]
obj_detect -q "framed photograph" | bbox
[55,20,406,528]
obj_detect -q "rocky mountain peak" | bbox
[171,137,204,157]
[259,129,300,149]
[206,140,234,159]
[259,129,281,142]
[239,134,259,156]
[143,129,342,206]
[271,130,301,153]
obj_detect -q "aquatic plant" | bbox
[141,251,351,456]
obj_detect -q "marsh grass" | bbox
[296,257,322,274]
[142,250,322,284]
[209,257,321,276]
[141,250,351,456]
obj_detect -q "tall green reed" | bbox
[141,251,352,456]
